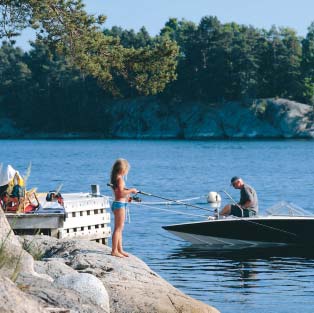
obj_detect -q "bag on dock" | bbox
[46,191,64,206]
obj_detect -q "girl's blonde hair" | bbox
[110,158,130,188]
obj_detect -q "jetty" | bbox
[5,188,111,245]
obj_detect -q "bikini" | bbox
[111,180,129,216]
[111,201,128,211]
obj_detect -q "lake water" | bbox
[1,139,314,312]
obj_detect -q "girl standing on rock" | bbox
[110,158,138,258]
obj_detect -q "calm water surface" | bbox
[1,139,314,312]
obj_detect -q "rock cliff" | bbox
[1,98,313,139]
[107,98,314,139]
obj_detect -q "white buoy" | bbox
[207,191,221,209]
[207,191,221,203]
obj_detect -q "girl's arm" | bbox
[127,188,138,194]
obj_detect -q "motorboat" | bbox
[162,201,314,250]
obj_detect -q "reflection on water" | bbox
[170,245,314,259]
[164,245,314,312]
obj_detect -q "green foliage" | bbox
[0,0,178,96]
[160,17,306,103]
[0,227,12,268]
[303,77,314,105]
[0,0,31,41]
[22,237,44,261]
[124,40,178,96]
[301,22,314,104]
[104,26,153,48]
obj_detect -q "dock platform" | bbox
[5,192,111,245]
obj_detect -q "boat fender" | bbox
[207,191,221,203]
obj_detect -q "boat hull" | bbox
[163,217,314,250]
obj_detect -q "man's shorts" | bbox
[230,205,256,217]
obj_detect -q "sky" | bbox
[14,0,314,51]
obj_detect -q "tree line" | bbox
[1,1,314,133]
[155,17,314,105]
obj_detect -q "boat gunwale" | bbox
[162,215,314,229]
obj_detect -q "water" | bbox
[1,139,314,312]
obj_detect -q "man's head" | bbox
[230,176,244,189]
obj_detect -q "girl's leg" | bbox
[111,209,125,257]
[116,209,129,256]
[118,232,129,257]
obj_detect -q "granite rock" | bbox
[55,273,110,312]
[0,207,219,313]
[105,97,314,139]
[22,236,219,313]
[0,207,51,281]
[0,275,47,313]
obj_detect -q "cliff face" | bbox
[108,98,314,139]
[1,98,313,139]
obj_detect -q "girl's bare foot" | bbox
[119,250,129,257]
[111,251,125,258]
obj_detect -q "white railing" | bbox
[59,193,111,244]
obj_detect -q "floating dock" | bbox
[5,192,111,245]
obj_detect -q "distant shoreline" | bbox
[1,98,313,140]
[1,133,314,140]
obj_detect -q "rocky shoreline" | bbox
[1,98,313,139]
[0,208,219,313]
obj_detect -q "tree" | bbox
[0,42,31,117]
[194,16,224,100]
[224,25,262,101]
[159,18,198,100]
[255,26,302,100]
[124,39,178,96]
[104,26,153,49]
[0,0,178,96]
[301,22,314,104]
[279,27,302,99]
[0,0,31,42]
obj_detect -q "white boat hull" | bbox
[167,230,291,250]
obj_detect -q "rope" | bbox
[134,202,297,238]
[230,215,298,238]
[131,202,209,218]
[126,205,131,223]
[139,195,206,205]
[109,196,296,238]
[108,198,209,222]
[220,189,298,238]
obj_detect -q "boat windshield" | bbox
[266,201,313,217]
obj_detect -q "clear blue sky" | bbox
[15,0,314,50]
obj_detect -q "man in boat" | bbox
[219,176,258,217]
